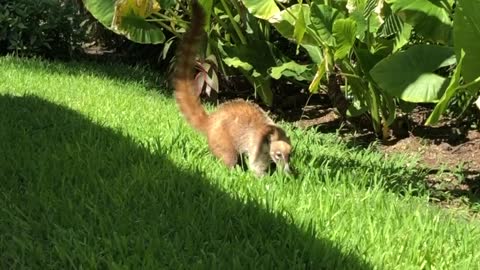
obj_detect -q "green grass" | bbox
[1,55,479,269]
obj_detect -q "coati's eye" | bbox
[274,152,282,160]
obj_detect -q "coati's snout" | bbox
[269,140,292,174]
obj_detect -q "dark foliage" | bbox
[0,0,87,59]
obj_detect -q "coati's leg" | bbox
[248,143,271,177]
[207,130,238,168]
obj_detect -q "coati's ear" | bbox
[262,125,281,143]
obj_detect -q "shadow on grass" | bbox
[3,55,167,92]
[0,94,372,269]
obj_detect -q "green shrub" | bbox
[0,0,87,58]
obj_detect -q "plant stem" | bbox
[439,0,453,14]
[336,72,366,81]
[457,76,480,91]
[153,12,189,25]
[149,19,181,38]
[219,0,247,44]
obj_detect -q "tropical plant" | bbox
[242,0,391,133]
[84,0,302,106]
[83,0,480,132]
[425,0,480,125]
[84,0,220,97]
[203,0,288,106]
[241,0,480,135]
[83,0,180,44]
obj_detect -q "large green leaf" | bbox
[223,57,253,71]
[269,4,345,48]
[347,0,383,40]
[302,44,324,64]
[222,56,274,106]
[348,10,367,41]
[392,21,412,53]
[378,13,403,37]
[198,0,214,30]
[84,0,166,44]
[293,4,307,53]
[269,61,315,81]
[222,41,279,75]
[84,0,115,26]
[332,18,357,60]
[355,48,387,73]
[241,0,280,20]
[113,0,160,18]
[370,44,456,103]
[267,4,330,64]
[268,4,319,46]
[222,41,280,106]
[113,13,166,44]
[425,50,465,125]
[310,4,345,47]
[386,0,452,44]
[453,0,480,84]
[377,13,412,52]
[367,83,382,132]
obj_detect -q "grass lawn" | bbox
[1,55,479,269]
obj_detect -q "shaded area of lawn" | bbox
[0,94,372,269]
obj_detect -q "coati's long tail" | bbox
[174,0,208,134]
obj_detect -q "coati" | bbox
[174,0,292,176]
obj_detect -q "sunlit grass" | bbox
[1,55,479,269]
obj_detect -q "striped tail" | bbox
[174,0,208,134]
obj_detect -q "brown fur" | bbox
[173,0,292,176]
